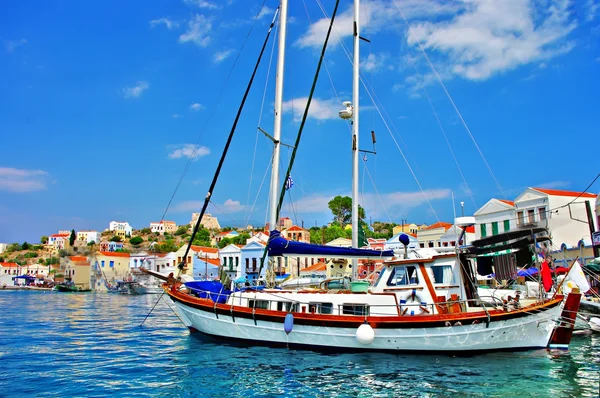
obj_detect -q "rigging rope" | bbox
[391,0,506,199]
[181,7,280,271]
[258,0,342,279]
[245,18,279,227]
[159,0,269,225]
[313,0,442,224]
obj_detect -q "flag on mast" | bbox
[285,175,294,190]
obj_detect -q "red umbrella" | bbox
[553,267,570,275]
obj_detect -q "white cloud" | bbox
[150,18,179,30]
[123,81,149,99]
[291,189,452,219]
[282,97,343,122]
[167,144,210,160]
[5,38,27,53]
[0,167,49,193]
[172,113,181,118]
[213,49,234,64]
[189,103,205,111]
[258,6,274,20]
[407,0,577,81]
[172,199,246,214]
[296,0,460,49]
[184,0,218,9]
[179,14,212,46]
[536,180,570,189]
[362,53,389,72]
[220,199,246,213]
[586,0,600,21]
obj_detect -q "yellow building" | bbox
[93,252,131,284]
[63,256,92,290]
[392,223,420,236]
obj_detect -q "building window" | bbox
[539,207,547,221]
[527,209,535,224]
[252,258,257,269]
[517,211,524,227]
[101,261,105,267]
[109,261,114,268]
[491,221,498,236]
[504,220,510,232]
[481,224,487,238]
[246,258,249,268]
[428,241,434,248]
[235,257,239,267]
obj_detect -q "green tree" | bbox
[174,226,188,236]
[69,229,76,246]
[24,252,38,258]
[87,240,96,247]
[45,257,60,265]
[21,241,30,250]
[6,243,21,252]
[110,235,122,242]
[218,237,233,249]
[328,196,365,226]
[231,233,250,246]
[58,249,68,257]
[130,236,144,246]
[40,236,48,244]
[140,228,152,235]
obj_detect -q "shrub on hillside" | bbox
[130,236,144,245]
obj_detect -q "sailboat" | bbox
[164,0,581,352]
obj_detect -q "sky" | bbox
[1,0,599,243]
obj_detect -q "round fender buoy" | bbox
[356,322,375,345]
[284,313,294,335]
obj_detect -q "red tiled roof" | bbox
[286,225,306,232]
[424,222,453,231]
[50,234,70,238]
[69,256,87,262]
[97,251,130,258]
[532,188,596,198]
[217,231,233,236]
[0,262,19,268]
[73,261,90,266]
[199,257,221,266]
[498,199,515,206]
[300,262,327,273]
[190,245,219,253]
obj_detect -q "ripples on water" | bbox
[0,291,599,397]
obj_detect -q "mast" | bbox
[268,0,288,232]
[351,0,360,280]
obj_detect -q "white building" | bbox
[0,262,20,286]
[109,221,133,236]
[150,221,177,235]
[0,243,8,254]
[173,245,219,278]
[416,222,453,248]
[76,230,100,244]
[514,188,597,250]
[439,225,476,247]
[219,244,242,280]
[473,198,516,240]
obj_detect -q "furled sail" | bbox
[267,230,394,259]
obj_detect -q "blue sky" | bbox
[1,0,599,243]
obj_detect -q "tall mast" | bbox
[351,0,360,280]
[268,0,288,231]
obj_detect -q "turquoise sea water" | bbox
[1,291,599,397]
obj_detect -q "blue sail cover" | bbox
[268,230,394,259]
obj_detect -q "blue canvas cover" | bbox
[267,230,394,259]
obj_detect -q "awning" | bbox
[267,230,394,259]
[13,275,36,280]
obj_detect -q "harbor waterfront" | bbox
[0,291,599,397]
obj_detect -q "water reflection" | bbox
[0,292,599,397]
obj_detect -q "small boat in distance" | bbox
[54,280,91,292]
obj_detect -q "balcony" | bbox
[246,267,258,273]
[516,218,548,230]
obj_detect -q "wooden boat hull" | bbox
[167,288,564,352]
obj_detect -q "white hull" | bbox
[171,299,561,352]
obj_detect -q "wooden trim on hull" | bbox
[166,288,563,330]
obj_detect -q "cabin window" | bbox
[342,304,369,316]
[431,265,454,284]
[282,302,298,312]
[309,302,333,314]
[248,300,269,310]
[387,265,419,286]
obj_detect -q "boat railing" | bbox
[182,287,529,316]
